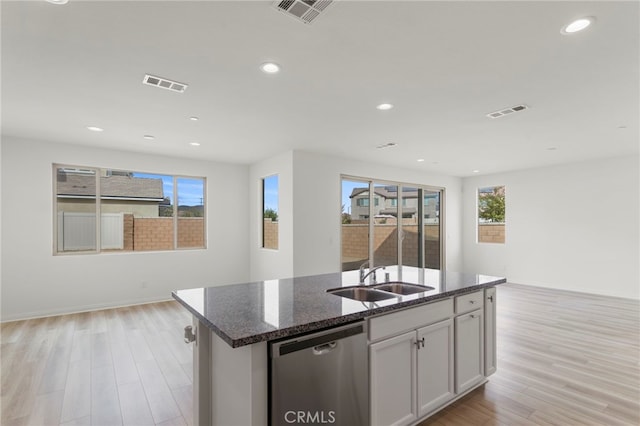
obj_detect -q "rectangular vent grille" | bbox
[376,142,397,149]
[274,0,334,24]
[143,74,188,93]
[486,104,528,119]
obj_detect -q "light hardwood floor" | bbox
[420,284,640,426]
[1,301,193,426]
[1,284,639,426]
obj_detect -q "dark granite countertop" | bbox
[172,267,506,348]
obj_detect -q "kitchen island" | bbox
[172,267,506,425]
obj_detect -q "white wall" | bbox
[462,155,640,300]
[1,136,250,321]
[291,151,463,277]
[249,151,294,281]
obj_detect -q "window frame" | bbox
[261,174,279,251]
[476,185,506,245]
[53,164,207,255]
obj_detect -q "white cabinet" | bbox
[370,331,417,426]
[416,319,454,417]
[454,309,484,394]
[369,287,496,425]
[370,319,454,426]
[369,297,455,426]
[484,287,497,376]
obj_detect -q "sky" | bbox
[341,180,368,214]
[263,175,278,212]
[134,173,204,206]
[134,172,277,211]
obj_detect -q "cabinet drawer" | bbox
[369,298,453,342]
[455,290,484,315]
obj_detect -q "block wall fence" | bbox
[109,214,204,251]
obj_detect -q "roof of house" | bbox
[350,186,421,200]
[56,173,164,200]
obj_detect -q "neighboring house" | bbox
[56,168,165,217]
[349,186,438,220]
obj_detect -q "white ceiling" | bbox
[2,0,638,177]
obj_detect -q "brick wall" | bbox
[134,218,174,251]
[123,213,134,251]
[117,215,205,251]
[178,218,205,248]
[264,219,278,249]
[342,224,441,269]
[478,223,505,243]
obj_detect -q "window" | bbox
[341,176,444,272]
[177,177,205,249]
[262,174,279,249]
[477,186,505,244]
[54,165,206,254]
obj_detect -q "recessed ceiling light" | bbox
[376,103,394,111]
[260,62,281,74]
[46,0,69,4]
[547,147,557,151]
[143,135,155,140]
[417,159,425,162]
[189,116,199,121]
[472,170,480,173]
[189,142,201,146]
[562,17,595,34]
[87,126,104,132]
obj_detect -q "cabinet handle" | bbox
[488,295,494,302]
[415,337,425,349]
[184,325,196,344]
[469,300,475,304]
[470,314,477,319]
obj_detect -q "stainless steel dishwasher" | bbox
[269,321,369,426]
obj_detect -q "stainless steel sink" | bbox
[327,286,396,302]
[371,282,434,295]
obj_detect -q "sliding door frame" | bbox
[340,175,446,272]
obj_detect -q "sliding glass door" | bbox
[372,182,398,268]
[341,177,443,272]
[341,178,371,271]
[423,189,441,269]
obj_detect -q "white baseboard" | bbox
[0,296,175,323]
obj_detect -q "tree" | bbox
[341,204,351,224]
[264,208,278,222]
[478,188,505,223]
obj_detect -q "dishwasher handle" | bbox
[271,322,365,358]
[313,341,337,355]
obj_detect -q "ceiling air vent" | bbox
[143,74,188,93]
[486,104,528,119]
[376,142,397,149]
[274,0,334,24]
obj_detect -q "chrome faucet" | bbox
[359,261,386,285]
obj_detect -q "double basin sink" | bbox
[327,282,435,302]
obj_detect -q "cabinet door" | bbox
[484,287,497,376]
[416,319,454,417]
[370,331,417,426]
[455,309,484,394]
